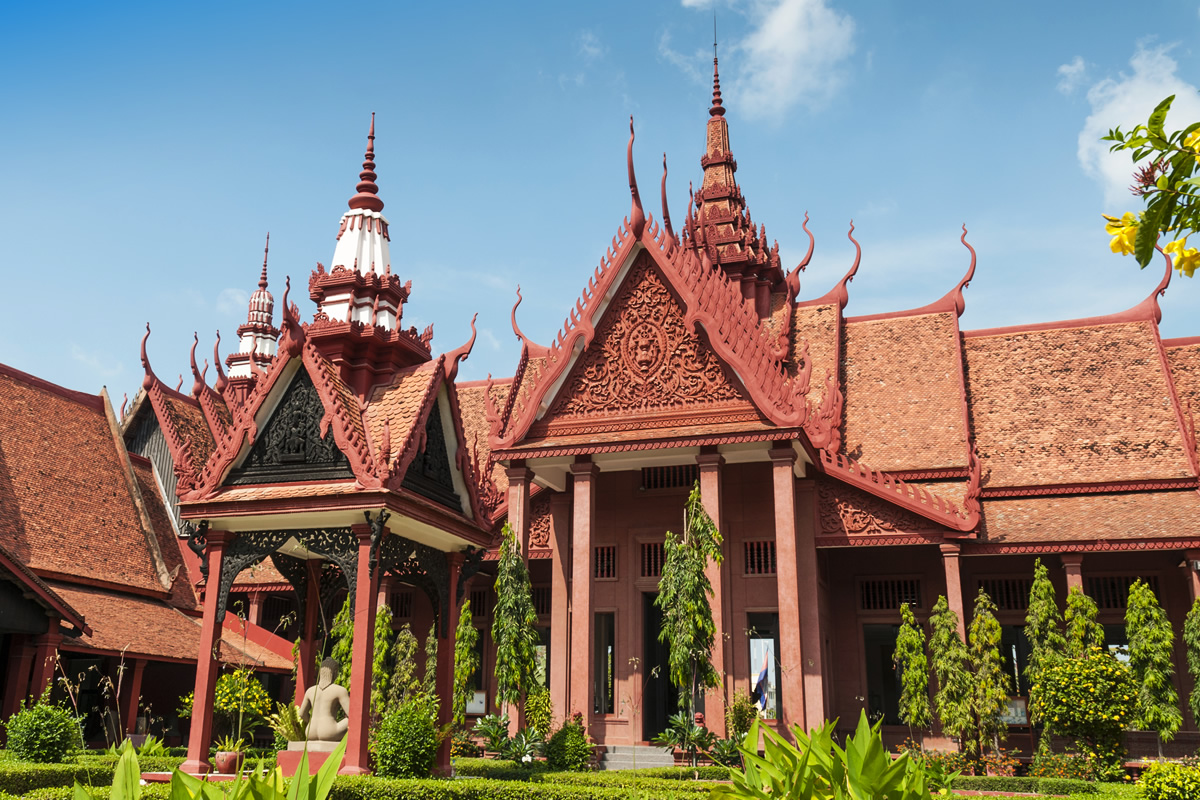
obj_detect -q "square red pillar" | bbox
[122,658,147,734]
[28,625,63,704]
[1060,553,1084,594]
[341,523,381,775]
[435,552,465,776]
[182,530,233,775]
[569,459,598,720]
[940,543,967,639]
[506,464,534,557]
[769,446,807,734]
[295,559,323,702]
[548,491,571,727]
[696,450,728,738]
[1186,550,1200,602]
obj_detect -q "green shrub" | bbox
[0,762,115,795]
[1036,647,1135,781]
[544,718,592,772]
[1036,777,1098,795]
[524,689,552,741]
[373,695,441,778]
[953,775,1039,792]
[1030,748,1097,781]
[3,700,78,763]
[723,695,758,743]
[1138,760,1200,800]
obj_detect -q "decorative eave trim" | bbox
[980,477,1200,498]
[141,326,201,493]
[1164,336,1200,347]
[189,333,232,443]
[442,369,494,531]
[386,358,446,487]
[493,427,805,461]
[0,547,90,634]
[816,449,979,532]
[963,537,1200,555]
[815,532,949,548]
[302,338,380,487]
[889,467,971,480]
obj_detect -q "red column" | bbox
[770,446,806,734]
[341,523,380,775]
[435,552,465,776]
[295,559,322,702]
[1,636,35,722]
[123,659,147,734]
[28,624,62,702]
[795,481,825,730]
[183,530,233,774]
[506,464,534,556]
[569,459,598,720]
[940,543,967,639]
[696,450,728,738]
[1061,554,1084,594]
[1186,550,1200,602]
[548,491,571,726]
[247,593,264,627]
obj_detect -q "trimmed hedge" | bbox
[953,774,1098,795]
[451,759,729,782]
[330,777,697,800]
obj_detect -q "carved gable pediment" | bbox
[532,252,761,436]
[225,368,354,485]
[400,398,462,511]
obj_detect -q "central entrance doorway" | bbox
[642,591,678,741]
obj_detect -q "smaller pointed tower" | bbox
[226,234,280,379]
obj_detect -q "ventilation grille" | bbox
[594,546,617,579]
[641,465,699,491]
[469,588,488,618]
[859,579,922,611]
[744,540,777,575]
[391,590,413,618]
[1086,575,1159,610]
[532,586,551,616]
[979,578,1033,611]
[641,542,665,577]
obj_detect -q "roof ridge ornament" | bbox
[627,117,645,239]
[212,331,228,394]
[711,18,725,118]
[260,232,270,290]
[446,313,478,384]
[660,153,674,241]
[348,112,384,213]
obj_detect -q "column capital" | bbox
[696,452,725,469]
[350,522,373,543]
[206,529,235,548]
[570,460,599,478]
[506,466,535,483]
[446,550,466,570]
[939,542,961,557]
[768,444,798,464]
[1060,553,1084,568]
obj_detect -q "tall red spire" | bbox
[258,232,270,290]
[710,55,725,117]
[348,112,384,212]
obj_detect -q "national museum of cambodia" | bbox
[3,57,1199,771]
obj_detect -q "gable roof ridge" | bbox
[302,338,380,487]
[188,332,233,442]
[378,357,444,483]
[818,448,980,533]
[444,370,494,530]
[140,325,201,493]
[0,361,104,410]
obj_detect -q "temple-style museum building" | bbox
[3,56,1200,770]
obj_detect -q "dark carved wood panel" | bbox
[400,403,462,511]
[226,369,353,485]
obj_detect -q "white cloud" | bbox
[578,31,605,62]
[1077,43,1200,207]
[70,343,125,379]
[1056,56,1086,94]
[216,287,248,315]
[480,327,501,351]
[658,30,705,85]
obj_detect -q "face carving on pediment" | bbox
[624,321,666,379]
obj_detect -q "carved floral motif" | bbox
[818,481,938,537]
[529,493,552,549]
[549,259,743,417]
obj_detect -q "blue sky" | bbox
[3,1,1199,404]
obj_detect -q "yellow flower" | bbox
[1165,237,1200,277]
[1184,129,1200,155]
[1103,212,1139,255]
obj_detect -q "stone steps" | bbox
[598,744,675,770]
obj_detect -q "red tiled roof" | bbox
[364,361,440,472]
[1166,341,1200,428]
[0,366,166,595]
[159,392,216,475]
[790,302,839,406]
[841,312,968,471]
[0,540,89,632]
[50,582,291,670]
[457,380,512,497]
[130,458,197,610]
[965,321,1193,488]
[979,490,1200,542]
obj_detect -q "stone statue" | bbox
[297,658,350,742]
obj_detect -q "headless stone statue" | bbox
[297,658,350,742]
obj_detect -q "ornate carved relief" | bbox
[528,493,552,549]
[380,534,451,638]
[215,531,293,621]
[226,369,353,485]
[547,259,745,418]
[400,403,461,510]
[817,481,940,537]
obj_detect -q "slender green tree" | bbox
[1024,559,1065,732]
[452,599,480,729]
[1125,580,1181,757]
[328,596,395,716]
[892,602,932,740]
[928,595,972,750]
[385,623,421,710]
[967,589,1012,757]
[1185,598,1200,727]
[656,483,723,719]
[492,522,540,718]
[1065,588,1104,658]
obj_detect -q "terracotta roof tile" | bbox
[49,582,290,669]
[0,368,165,594]
[841,312,967,471]
[205,481,362,502]
[790,302,839,406]
[315,355,368,450]
[130,458,196,610]
[231,558,288,586]
[980,490,1200,542]
[1166,342,1200,428]
[364,361,440,468]
[160,393,215,474]
[965,321,1192,487]
[457,380,512,496]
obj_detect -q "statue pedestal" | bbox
[277,741,340,777]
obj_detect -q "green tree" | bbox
[928,595,971,750]
[1065,588,1104,658]
[1024,559,1065,732]
[385,623,422,711]
[453,599,480,729]
[492,521,540,718]
[1038,646,1135,781]
[1125,579,1181,757]
[1102,95,1200,275]
[655,482,723,718]
[892,602,932,739]
[327,596,396,716]
[967,589,1011,757]
[1185,598,1200,727]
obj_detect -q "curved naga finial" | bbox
[946,224,977,317]
[785,211,815,304]
[627,117,646,239]
[189,332,208,397]
[140,323,156,390]
[446,313,478,384]
[832,221,861,312]
[660,152,674,241]
[509,286,546,355]
[280,275,296,327]
[120,393,128,419]
[212,331,228,394]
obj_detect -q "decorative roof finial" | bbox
[259,232,270,290]
[710,17,725,118]
[348,112,384,213]
[627,117,646,239]
[660,153,674,240]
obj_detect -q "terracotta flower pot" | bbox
[214,751,245,774]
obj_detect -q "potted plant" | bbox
[213,735,245,774]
